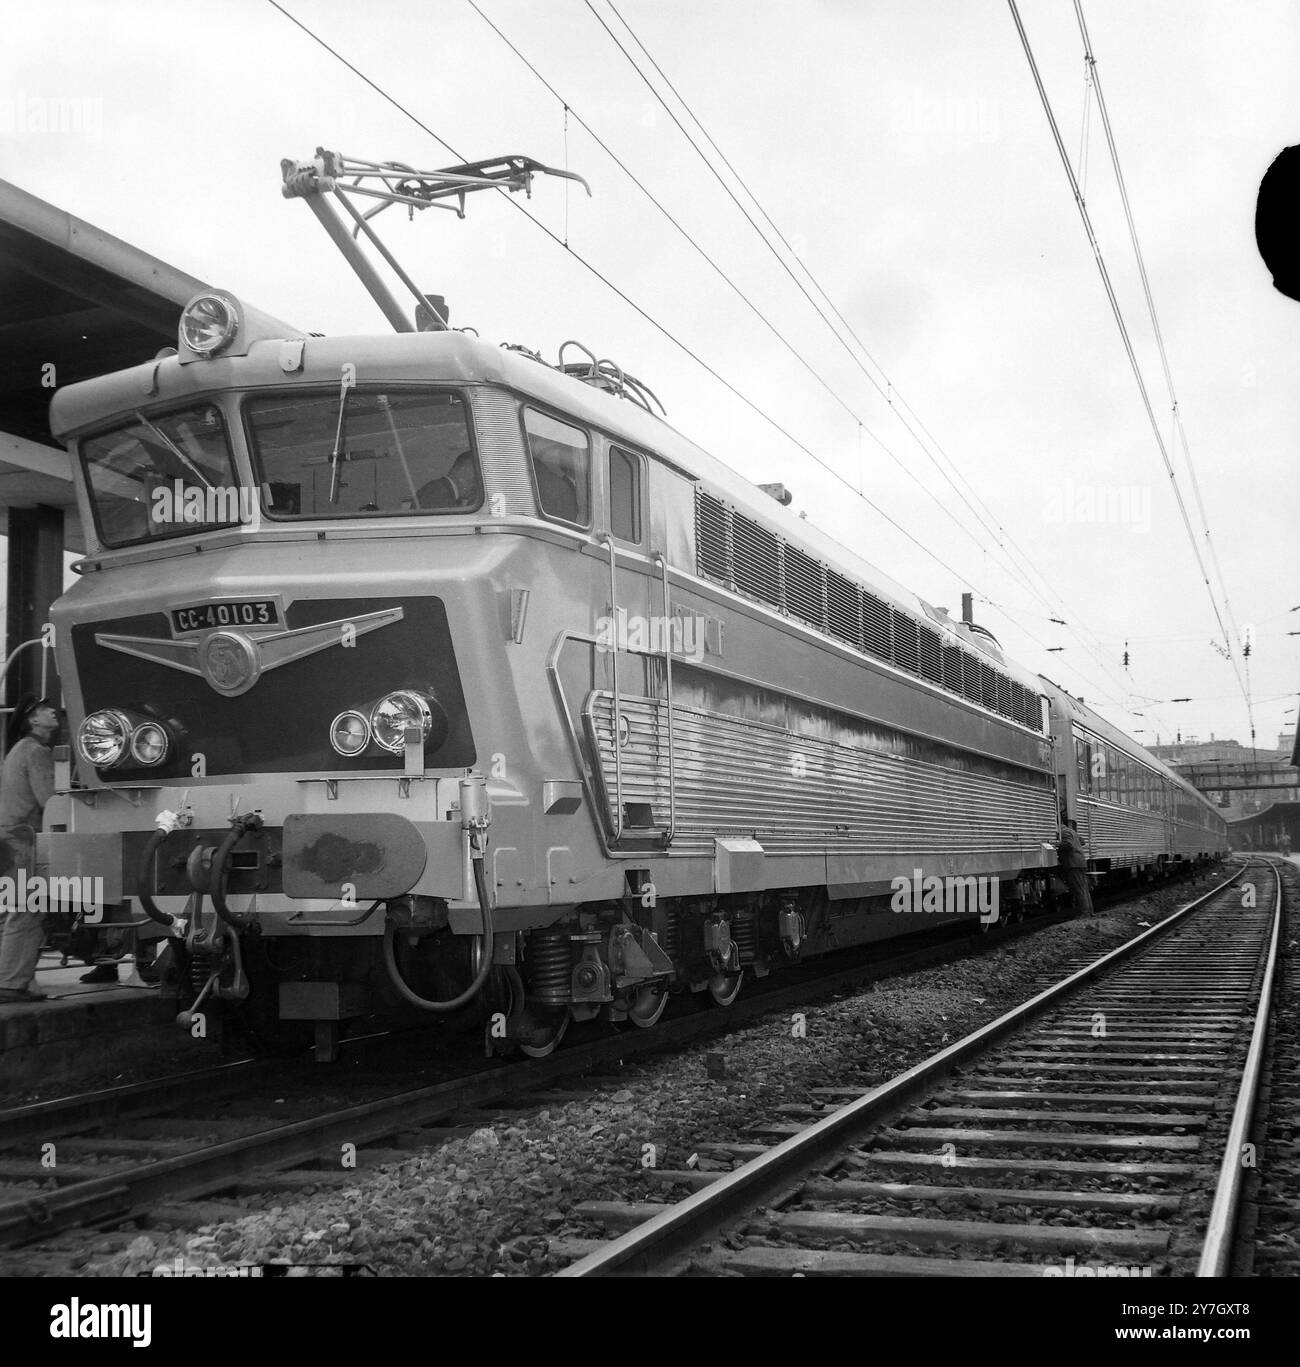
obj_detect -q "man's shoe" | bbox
[80,963,119,984]
[0,988,47,1002]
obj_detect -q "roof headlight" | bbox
[129,721,171,766]
[179,292,240,356]
[370,691,433,754]
[329,709,372,756]
[77,710,132,768]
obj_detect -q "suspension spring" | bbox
[659,904,680,961]
[732,910,758,964]
[526,926,573,1006]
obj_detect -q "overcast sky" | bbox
[2,0,1297,752]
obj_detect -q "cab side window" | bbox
[523,408,590,526]
[609,445,643,543]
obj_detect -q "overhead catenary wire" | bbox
[262,1,1019,639]
[460,0,1161,728]
[1006,1,1241,694]
[265,0,1164,726]
[463,0,1008,573]
[1070,0,1254,742]
[589,0,1176,729]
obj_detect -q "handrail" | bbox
[600,534,624,843]
[654,552,676,846]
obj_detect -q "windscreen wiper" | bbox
[133,412,218,490]
[328,368,355,504]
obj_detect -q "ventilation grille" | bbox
[826,569,861,649]
[695,490,730,584]
[784,544,825,630]
[692,486,1044,732]
[732,517,781,606]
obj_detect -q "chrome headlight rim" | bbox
[369,690,433,754]
[179,292,240,356]
[129,720,172,767]
[329,709,373,757]
[77,709,134,769]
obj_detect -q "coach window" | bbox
[523,408,591,527]
[1075,738,1089,795]
[609,445,643,543]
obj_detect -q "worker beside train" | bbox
[0,697,59,1001]
[1058,823,1094,917]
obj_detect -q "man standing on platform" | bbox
[0,697,59,1002]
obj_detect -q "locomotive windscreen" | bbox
[80,403,240,548]
[246,388,480,520]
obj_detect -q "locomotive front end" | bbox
[40,298,523,1057]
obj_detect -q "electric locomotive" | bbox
[37,148,1227,1059]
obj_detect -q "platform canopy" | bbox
[0,179,225,554]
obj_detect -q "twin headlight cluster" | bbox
[330,689,446,757]
[76,689,445,769]
[77,710,171,769]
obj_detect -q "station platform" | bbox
[0,949,179,1092]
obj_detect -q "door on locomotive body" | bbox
[603,438,654,647]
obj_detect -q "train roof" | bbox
[1037,675,1224,813]
[49,322,1046,699]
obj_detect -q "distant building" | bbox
[1148,733,1299,819]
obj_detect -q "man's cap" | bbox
[7,695,53,749]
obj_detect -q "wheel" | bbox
[707,970,743,1006]
[519,1007,570,1058]
[627,981,668,1027]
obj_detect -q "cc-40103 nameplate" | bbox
[170,599,282,635]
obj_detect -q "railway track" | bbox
[0,898,1083,1261]
[557,860,1280,1277]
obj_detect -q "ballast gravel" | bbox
[79,868,1234,1277]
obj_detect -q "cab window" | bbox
[246,389,478,519]
[609,445,643,543]
[523,408,590,526]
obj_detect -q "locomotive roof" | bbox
[50,326,1036,684]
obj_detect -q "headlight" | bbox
[179,293,239,356]
[77,710,133,768]
[129,721,171,766]
[329,709,372,756]
[370,691,433,753]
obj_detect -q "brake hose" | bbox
[381,853,496,1012]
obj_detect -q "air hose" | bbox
[381,851,496,1012]
[135,827,176,927]
[209,812,263,931]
